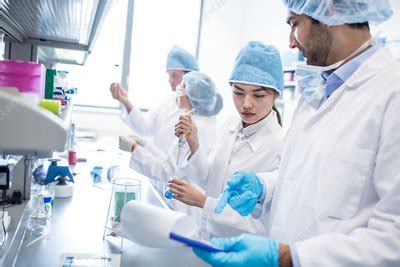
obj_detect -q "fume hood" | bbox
[0,0,114,65]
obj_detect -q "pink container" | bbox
[0,60,44,97]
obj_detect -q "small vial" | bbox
[164,177,178,199]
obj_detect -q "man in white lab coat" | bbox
[110,46,199,153]
[110,46,200,194]
[193,0,400,266]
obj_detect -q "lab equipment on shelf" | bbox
[0,60,44,98]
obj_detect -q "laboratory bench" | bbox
[4,145,207,267]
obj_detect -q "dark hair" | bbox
[310,17,321,24]
[272,104,282,127]
[265,88,283,127]
[260,87,283,127]
[310,17,370,30]
[348,22,370,30]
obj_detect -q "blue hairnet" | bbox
[229,41,284,95]
[166,46,199,71]
[284,0,393,26]
[183,71,223,117]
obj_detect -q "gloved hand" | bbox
[215,171,264,216]
[193,234,279,267]
[119,136,136,152]
[129,133,147,147]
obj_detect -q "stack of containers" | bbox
[0,60,64,115]
[0,60,45,98]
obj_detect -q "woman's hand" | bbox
[174,115,199,154]
[168,178,206,208]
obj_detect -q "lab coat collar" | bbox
[304,46,393,129]
[230,110,281,153]
[345,46,393,88]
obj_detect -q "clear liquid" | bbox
[28,213,49,236]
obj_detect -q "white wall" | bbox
[197,0,246,123]
[198,0,292,123]
[128,0,201,110]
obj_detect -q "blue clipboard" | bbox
[169,232,223,253]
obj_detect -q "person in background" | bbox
[119,71,223,223]
[193,0,400,266]
[167,41,284,240]
[110,46,199,153]
[110,46,200,194]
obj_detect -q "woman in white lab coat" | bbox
[111,46,202,193]
[119,71,223,222]
[168,41,285,240]
[110,46,199,153]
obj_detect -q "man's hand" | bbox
[110,83,128,102]
[110,83,133,112]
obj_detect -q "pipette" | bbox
[165,110,193,199]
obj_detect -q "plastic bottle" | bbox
[28,186,53,236]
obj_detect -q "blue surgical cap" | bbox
[229,41,284,95]
[284,0,393,26]
[166,46,199,71]
[183,71,223,117]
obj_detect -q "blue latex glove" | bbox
[215,171,264,216]
[193,234,279,267]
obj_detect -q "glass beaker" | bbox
[103,178,141,248]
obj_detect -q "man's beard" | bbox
[302,26,332,66]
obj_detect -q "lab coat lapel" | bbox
[247,114,281,153]
[303,84,346,129]
[215,123,240,193]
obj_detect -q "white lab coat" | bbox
[128,114,217,224]
[183,111,283,240]
[121,96,178,153]
[120,96,186,195]
[256,46,400,266]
